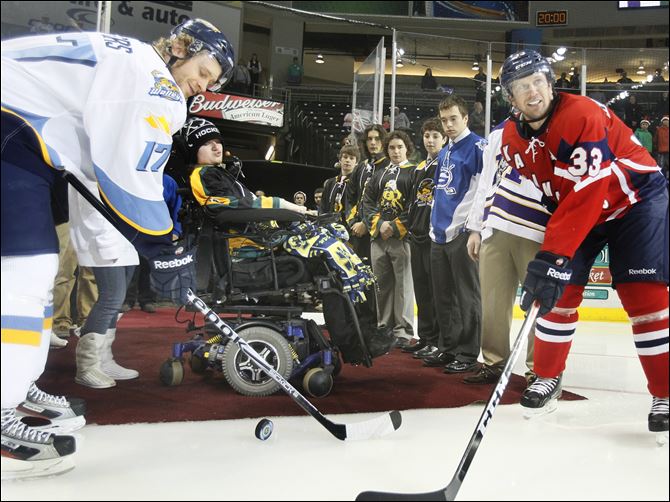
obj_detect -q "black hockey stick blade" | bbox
[186,290,402,441]
[356,303,540,501]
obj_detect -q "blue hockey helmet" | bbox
[499,49,554,99]
[170,18,235,91]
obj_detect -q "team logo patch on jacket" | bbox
[148,70,182,102]
[381,180,404,213]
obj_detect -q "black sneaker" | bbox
[520,374,562,417]
[443,360,478,374]
[463,364,502,384]
[392,337,412,349]
[413,345,439,359]
[422,351,455,367]
[401,340,427,353]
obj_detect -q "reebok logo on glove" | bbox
[546,267,572,282]
[153,254,194,269]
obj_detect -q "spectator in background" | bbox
[382,115,391,131]
[654,116,669,181]
[293,191,307,206]
[52,223,97,346]
[469,101,485,138]
[654,91,668,119]
[346,124,388,329]
[360,130,416,348]
[421,68,438,90]
[321,145,359,221]
[287,56,303,86]
[570,69,580,90]
[229,58,251,94]
[473,66,487,104]
[422,94,485,374]
[122,260,156,314]
[617,70,634,84]
[247,53,262,95]
[393,106,411,130]
[555,72,570,90]
[651,68,666,84]
[255,190,266,197]
[635,119,654,154]
[624,94,643,130]
[313,187,324,213]
[464,118,550,385]
[403,118,446,358]
[343,112,353,129]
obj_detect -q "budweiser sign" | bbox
[189,92,285,128]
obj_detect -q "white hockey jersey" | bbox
[1,32,187,236]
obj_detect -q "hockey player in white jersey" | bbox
[1,19,234,480]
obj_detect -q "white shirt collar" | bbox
[449,127,471,146]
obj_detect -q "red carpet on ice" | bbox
[39,308,585,425]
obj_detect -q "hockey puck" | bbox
[255,418,273,441]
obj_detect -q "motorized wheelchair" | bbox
[159,174,391,398]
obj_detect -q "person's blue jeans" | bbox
[82,265,136,335]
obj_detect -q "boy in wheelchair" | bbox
[180,117,395,366]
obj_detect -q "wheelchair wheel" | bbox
[222,326,294,397]
[302,367,334,398]
[159,358,184,386]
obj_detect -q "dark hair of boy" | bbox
[438,94,469,118]
[361,123,388,158]
[384,129,415,157]
[339,144,361,161]
[421,117,445,136]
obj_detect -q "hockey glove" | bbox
[520,251,572,317]
[148,245,197,305]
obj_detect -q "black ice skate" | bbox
[648,397,668,446]
[520,374,562,418]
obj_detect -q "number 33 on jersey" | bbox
[501,93,664,258]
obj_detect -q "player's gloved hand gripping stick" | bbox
[520,251,573,316]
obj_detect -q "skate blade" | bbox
[522,398,558,420]
[1,455,75,481]
[19,415,86,435]
[655,431,669,447]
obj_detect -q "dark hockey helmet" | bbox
[499,49,554,100]
[170,18,235,91]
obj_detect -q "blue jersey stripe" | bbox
[1,315,44,333]
[94,164,173,236]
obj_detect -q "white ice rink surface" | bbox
[3,320,669,501]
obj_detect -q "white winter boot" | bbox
[100,329,139,380]
[75,333,116,388]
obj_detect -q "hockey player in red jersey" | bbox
[499,50,668,439]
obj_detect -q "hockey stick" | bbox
[61,170,122,231]
[356,302,540,501]
[186,289,403,441]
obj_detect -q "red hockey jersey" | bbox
[501,93,662,258]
